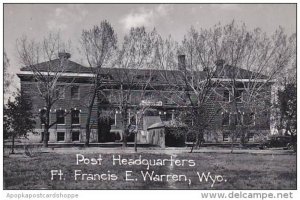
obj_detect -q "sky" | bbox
[3,4,296,91]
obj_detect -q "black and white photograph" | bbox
[2,2,297,194]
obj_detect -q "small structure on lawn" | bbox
[147,120,187,148]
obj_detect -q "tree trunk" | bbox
[85,110,92,147]
[197,133,204,149]
[134,132,137,152]
[190,132,201,153]
[85,89,97,147]
[230,134,234,153]
[122,129,128,148]
[85,124,91,147]
[190,140,195,153]
[191,130,204,153]
[42,108,51,148]
[43,128,49,148]
[11,135,15,154]
[122,108,128,148]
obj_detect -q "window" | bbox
[55,85,65,99]
[102,91,111,104]
[223,132,230,142]
[135,75,144,80]
[263,111,270,126]
[135,74,155,81]
[40,109,47,125]
[222,112,230,126]
[223,90,230,102]
[244,113,255,126]
[234,112,242,126]
[190,94,198,105]
[165,111,173,121]
[131,92,139,105]
[247,132,255,142]
[236,134,241,142]
[234,90,243,103]
[56,110,65,124]
[71,109,80,124]
[71,86,79,99]
[144,91,154,99]
[101,74,113,80]
[72,131,80,141]
[57,132,65,142]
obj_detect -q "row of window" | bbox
[223,132,255,142]
[56,131,254,143]
[105,89,244,105]
[41,107,255,127]
[53,83,250,105]
[57,131,80,142]
[223,89,243,102]
[56,85,79,99]
[222,112,255,126]
[40,109,80,125]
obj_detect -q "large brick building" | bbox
[17,53,272,147]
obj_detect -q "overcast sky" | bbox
[4,4,296,90]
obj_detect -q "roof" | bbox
[147,120,187,130]
[20,59,92,73]
[19,58,269,83]
[147,122,165,130]
[143,116,162,130]
[214,64,268,79]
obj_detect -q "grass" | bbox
[3,150,296,190]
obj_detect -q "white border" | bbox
[1,1,298,200]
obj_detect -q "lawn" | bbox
[3,150,296,190]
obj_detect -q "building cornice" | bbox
[18,71,273,83]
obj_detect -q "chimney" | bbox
[178,55,186,71]
[58,52,71,60]
[214,59,225,73]
[215,59,233,78]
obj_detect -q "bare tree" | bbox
[275,35,296,150]
[110,27,156,147]
[210,22,296,152]
[16,32,72,147]
[154,27,221,152]
[80,20,117,146]
[4,50,14,101]
[154,22,295,152]
[273,33,296,141]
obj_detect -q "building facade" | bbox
[17,53,272,146]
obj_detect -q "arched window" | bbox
[244,112,255,126]
[56,109,65,124]
[40,108,47,125]
[223,90,230,102]
[235,89,243,103]
[234,112,243,126]
[71,109,80,124]
[222,112,230,126]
